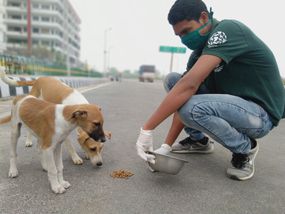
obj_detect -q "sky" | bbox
[69,0,285,77]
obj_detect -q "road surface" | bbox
[0,80,284,214]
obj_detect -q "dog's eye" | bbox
[93,122,100,128]
[90,147,97,152]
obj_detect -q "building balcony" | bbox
[6,6,26,13]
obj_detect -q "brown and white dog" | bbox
[0,69,111,166]
[4,95,106,193]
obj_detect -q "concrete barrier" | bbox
[0,75,108,99]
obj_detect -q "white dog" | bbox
[3,95,106,194]
[0,68,111,166]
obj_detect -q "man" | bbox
[136,0,285,181]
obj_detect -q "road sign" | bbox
[159,46,186,54]
[159,46,187,72]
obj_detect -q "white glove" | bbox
[136,128,155,164]
[154,144,172,155]
[148,144,172,173]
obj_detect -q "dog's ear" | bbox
[77,129,90,145]
[72,110,87,119]
[76,128,84,136]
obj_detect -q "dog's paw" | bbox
[104,131,112,140]
[25,140,33,147]
[8,168,19,178]
[61,180,71,189]
[51,184,66,194]
[72,155,83,165]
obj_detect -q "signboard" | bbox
[159,46,186,54]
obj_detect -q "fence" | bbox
[0,54,102,77]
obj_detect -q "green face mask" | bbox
[181,9,214,50]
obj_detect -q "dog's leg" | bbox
[8,123,21,178]
[39,151,48,172]
[25,131,33,147]
[42,147,66,194]
[54,144,71,189]
[64,138,83,165]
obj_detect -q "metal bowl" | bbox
[147,151,189,175]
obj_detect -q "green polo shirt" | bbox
[199,19,285,126]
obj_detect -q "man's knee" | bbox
[163,72,181,92]
[178,95,206,124]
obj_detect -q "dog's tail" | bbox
[0,115,11,124]
[0,66,35,87]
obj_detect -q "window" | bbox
[42,4,50,10]
[42,17,50,22]
[32,40,39,45]
[10,15,21,20]
[7,38,22,44]
[8,2,21,7]
[33,28,39,33]
[33,3,39,9]
[33,16,39,21]
[8,26,21,32]
[41,28,50,34]
[41,40,50,46]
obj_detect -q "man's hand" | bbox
[136,128,155,164]
[154,144,172,155]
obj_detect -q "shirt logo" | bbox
[214,64,224,72]
[208,31,227,48]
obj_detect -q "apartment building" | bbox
[0,0,81,67]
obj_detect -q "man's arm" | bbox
[143,55,222,130]
[164,112,185,146]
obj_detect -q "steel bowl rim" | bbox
[147,151,189,163]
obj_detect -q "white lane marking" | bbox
[79,82,113,94]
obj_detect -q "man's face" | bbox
[173,19,203,37]
[173,12,210,37]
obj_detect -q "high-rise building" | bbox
[0,0,81,68]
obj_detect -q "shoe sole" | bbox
[171,149,214,154]
[227,171,254,181]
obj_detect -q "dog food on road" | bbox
[110,169,134,179]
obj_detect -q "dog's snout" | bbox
[96,162,102,166]
[89,131,106,143]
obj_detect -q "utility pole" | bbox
[27,0,32,56]
[103,28,111,77]
[159,46,186,73]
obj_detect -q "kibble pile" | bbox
[110,169,134,179]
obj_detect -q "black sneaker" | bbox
[171,136,214,154]
[227,139,259,181]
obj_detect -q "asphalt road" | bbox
[0,79,285,214]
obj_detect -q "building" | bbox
[0,0,81,68]
[0,0,6,52]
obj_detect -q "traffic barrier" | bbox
[0,75,107,99]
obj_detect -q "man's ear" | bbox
[72,110,88,119]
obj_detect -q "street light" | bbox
[103,27,112,77]
[107,46,113,73]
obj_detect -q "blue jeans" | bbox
[163,72,273,154]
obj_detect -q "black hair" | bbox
[168,0,209,25]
